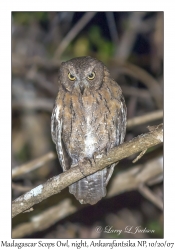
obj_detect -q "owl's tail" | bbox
[69,168,107,205]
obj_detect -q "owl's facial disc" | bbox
[60,57,104,95]
[77,71,96,95]
[66,70,86,95]
[67,71,96,95]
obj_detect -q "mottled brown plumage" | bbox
[51,56,127,205]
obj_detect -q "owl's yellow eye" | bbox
[68,72,76,81]
[87,72,95,80]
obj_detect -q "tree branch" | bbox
[12,155,163,238]
[12,152,56,179]
[54,12,96,58]
[107,156,163,198]
[127,110,163,129]
[114,60,163,109]
[12,199,76,238]
[138,184,163,210]
[12,123,163,218]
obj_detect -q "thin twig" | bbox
[115,12,146,60]
[12,54,60,73]
[122,86,150,99]
[132,149,147,163]
[12,99,54,112]
[107,156,163,198]
[106,12,119,44]
[127,110,163,129]
[138,183,163,210]
[12,152,56,179]
[114,60,163,109]
[12,124,163,218]
[12,182,32,192]
[54,12,96,58]
[26,68,57,96]
[12,199,76,238]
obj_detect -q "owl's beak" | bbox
[79,84,85,95]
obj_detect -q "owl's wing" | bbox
[106,95,127,184]
[51,103,58,144]
[118,95,127,145]
[51,103,71,171]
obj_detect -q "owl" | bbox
[51,56,127,205]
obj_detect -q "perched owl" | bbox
[51,56,127,205]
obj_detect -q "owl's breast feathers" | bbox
[62,83,123,159]
[51,78,126,204]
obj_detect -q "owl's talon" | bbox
[105,148,109,156]
[83,157,96,168]
[78,166,85,177]
[71,163,85,177]
[93,153,98,163]
[90,158,96,167]
[71,163,78,168]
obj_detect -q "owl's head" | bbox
[59,56,106,95]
